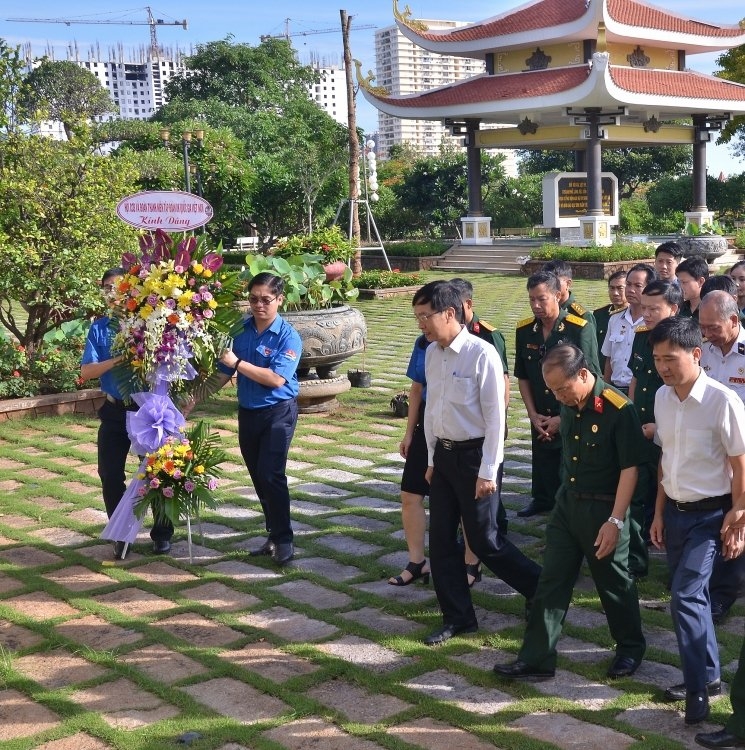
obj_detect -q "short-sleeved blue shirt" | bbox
[405,334,429,402]
[218,314,302,409]
[81,316,123,400]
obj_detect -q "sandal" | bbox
[388,559,430,586]
[466,562,482,588]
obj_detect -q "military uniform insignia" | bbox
[593,397,603,414]
[558,322,565,332]
[565,314,587,328]
[609,307,626,317]
[738,342,745,355]
[479,319,496,332]
[472,321,480,334]
[592,423,599,432]
[730,377,745,384]
[635,325,649,333]
[517,316,535,329]
[570,301,587,316]
[602,388,630,409]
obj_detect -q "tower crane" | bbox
[6,7,187,57]
[261,17,375,42]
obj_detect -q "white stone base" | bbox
[578,216,613,246]
[684,211,715,230]
[460,216,492,245]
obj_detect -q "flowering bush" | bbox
[351,270,423,289]
[134,421,226,525]
[272,226,355,263]
[111,229,244,402]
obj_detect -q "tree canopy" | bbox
[715,47,745,160]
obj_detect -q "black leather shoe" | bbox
[607,655,641,678]
[113,541,128,560]
[712,601,731,626]
[517,501,548,518]
[271,542,294,565]
[493,660,555,681]
[695,729,745,748]
[423,622,478,646]
[686,691,710,725]
[665,679,722,702]
[250,538,275,557]
[152,539,171,555]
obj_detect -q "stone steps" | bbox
[431,240,543,274]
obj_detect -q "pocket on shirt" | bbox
[686,428,714,455]
[450,376,477,405]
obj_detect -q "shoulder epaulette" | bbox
[609,307,626,316]
[517,316,535,329]
[565,313,587,327]
[478,319,496,332]
[738,342,745,356]
[570,301,587,316]
[602,387,630,409]
[634,325,649,333]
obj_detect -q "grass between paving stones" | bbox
[0,274,743,749]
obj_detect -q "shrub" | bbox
[272,226,355,263]
[734,230,745,250]
[351,270,423,289]
[375,240,450,257]
[530,241,655,263]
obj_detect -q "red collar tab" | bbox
[594,396,604,413]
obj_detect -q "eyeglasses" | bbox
[101,284,116,292]
[248,295,278,306]
[413,310,444,322]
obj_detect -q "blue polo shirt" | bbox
[405,334,429,402]
[81,316,124,400]
[218,314,301,408]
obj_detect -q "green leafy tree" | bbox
[21,60,114,140]
[0,39,27,136]
[519,145,691,199]
[0,133,139,350]
[484,174,543,230]
[715,47,745,159]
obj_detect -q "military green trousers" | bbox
[530,431,561,511]
[518,490,646,670]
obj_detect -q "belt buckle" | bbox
[440,439,454,450]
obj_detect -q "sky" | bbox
[2,0,745,175]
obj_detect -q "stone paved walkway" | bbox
[1,286,743,750]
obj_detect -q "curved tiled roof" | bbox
[610,67,745,100]
[368,67,590,108]
[606,0,745,38]
[407,0,588,43]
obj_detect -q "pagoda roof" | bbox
[358,52,745,124]
[393,0,745,56]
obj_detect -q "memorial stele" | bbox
[357,0,745,245]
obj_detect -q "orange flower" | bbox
[126,298,138,312]
[167,313,180,325]
[163,460,176,473]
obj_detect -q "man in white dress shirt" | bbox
[649,315,745,726]
[413,281,541,645]
[602,264,655,393]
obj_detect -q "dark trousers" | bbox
[628,460,657,577]
[429,442,541,628]
[519,491,645,670]
[97,400,173,542]
[238,398,298,545]
[530,429,561,511]
[726,637,745,739]
[710,551,745,611]
[664,502,722,691]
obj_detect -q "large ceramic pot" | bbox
[677,235,728,262]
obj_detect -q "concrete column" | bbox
[465,119,483,216]
[692,114,708,212]
[586,114,603,216]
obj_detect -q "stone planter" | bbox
[676,235,728,262]
[361,254,442,272]
[356,286,421,300]
[521,259,656,280]
[0,388,106,422]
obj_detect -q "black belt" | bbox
[105,394,126,407]
[437,437,484,451]
[568,491,616,503]
[666,493,732,512]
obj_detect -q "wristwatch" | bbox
[607,516,624,530]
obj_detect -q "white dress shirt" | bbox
[654,369,745,502]
[424,325,506,481]
[701,325,745,403]
[601,307,643,388]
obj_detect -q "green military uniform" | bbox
[469,313,509,530]
[563,291,596,330]
[518,377,646,671]
[678,299,698,319]
[594,303,627,374]
[725,643,745,740]
[515,309,601,512]
[626,326,663,578]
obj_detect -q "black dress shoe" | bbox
[712,601,731,626]
[517,501,548,518]
[250,538,275,557]
[664,678,722,702]
[695,729,745,748]
[423,622,478,646]
[493,659,555,681]
[686,691,710,725]
[152,539,171,554]
[113,541,129,560]
[607,655,641,678]
[271,542,294,565]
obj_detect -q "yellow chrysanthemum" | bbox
[139,304,154,320]
[208,299,218,309]
[194,465,205,474]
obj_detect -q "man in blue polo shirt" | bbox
[216,272,302,566]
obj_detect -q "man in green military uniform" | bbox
[515,271,601,517]
[627,279,682,578]
[494,344,646,681]
[543,259,596,330]
[594,270,628,374]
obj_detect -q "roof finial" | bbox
[597,21,607,52]
[393,0,429,32]
[353,59,389,96]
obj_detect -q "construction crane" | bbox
[261,17,375,42]
[6,7,187,58]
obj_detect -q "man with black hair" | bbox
[650,316,745,725]
[413,280,540,645]
[542,259,595,329]
[515,271,600,517]
[594,270,628,374]
[677,255,710,319]
[654,241,684,282]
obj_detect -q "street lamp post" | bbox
[159,128,204,194]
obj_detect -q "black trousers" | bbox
[429,442,541,628]
[238,398,298,545]
[97,400,173,542]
